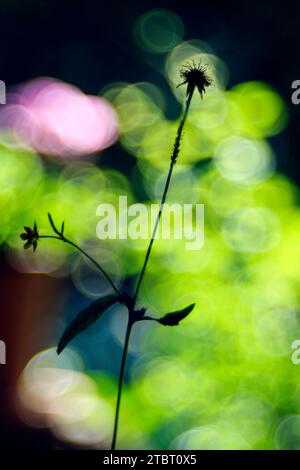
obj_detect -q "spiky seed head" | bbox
[178,61,212,98]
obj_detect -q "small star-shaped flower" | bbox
[178,61,212,98]
[20,222,39,251]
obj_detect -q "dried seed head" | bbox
[20,222,39,251]
[177,61,212,98]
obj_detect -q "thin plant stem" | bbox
[108,90,194,449]
[109,90,195,448]
[111,316,133,450]
[22,65,210,454]
[39,235,121,297]
[133,89,194,302]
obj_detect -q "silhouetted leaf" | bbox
[48,212,57,232]
[156,303,195,326]
[57,294,119,354]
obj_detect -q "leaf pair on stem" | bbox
[57,292,195,355]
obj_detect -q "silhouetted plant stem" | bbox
[108,89,195,450]
[108,89,195,449]
[133,89,194,302]
[39,234,121,297]
[21,64,211,452]
[111,315,133,451]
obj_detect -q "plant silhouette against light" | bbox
[20,62,211,450]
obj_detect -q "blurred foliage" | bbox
[7,8,300,450]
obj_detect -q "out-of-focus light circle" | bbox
[72,251,122,299]
[165,40,229,102]
[17,348,85,418]
[215,136,274,185]
[153,168,200,203]
[8,241,69,275]
[255,308,300,357]
[222,207,281,253]
[231,81,288,138]
[188,90,228,130]
[275,415,300,449]
[0,78,119,157]
[21,347,84,386]
[220,393,272,445]
[114,83,162,133]
[17,347,113,446]
[133,9,184,53]
[142,359,188,408]
[208,175,254,215]
[51,395,113,446]
[171,425,250,450]
[59,162,106,193]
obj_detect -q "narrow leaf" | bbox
[156,303,195,326]
[48,212,58,234]
[57,294,119,354]
[61,221,65,235]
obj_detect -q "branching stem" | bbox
[41,86,196,452]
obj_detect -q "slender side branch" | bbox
[111,316,133,450]
[133,90,194,302]
[39,234,122,297]
[21,64,212,454]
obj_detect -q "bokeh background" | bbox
[1,0,300,450]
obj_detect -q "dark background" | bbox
[0,0,299,450]
[1,0,300,182]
